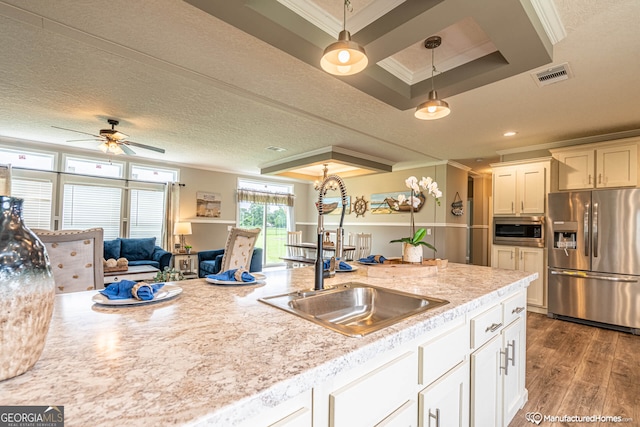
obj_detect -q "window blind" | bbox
[129,189,164,242]
[62,184,122,239]
[11,177,53,229]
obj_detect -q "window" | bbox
[131,164,178,183]
[129,188,165,241]
[0,147,55,171]
[65,157,123,178]
[237,180,295,266]
[62,184,122,240]
[11,176,54,229]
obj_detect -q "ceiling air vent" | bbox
[531,62,573,87]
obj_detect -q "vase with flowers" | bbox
[389,176,441,263]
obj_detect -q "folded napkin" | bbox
[207,268,255,282]
[359,255,387,264]
[100,280,165,301]
[323,259,352,271]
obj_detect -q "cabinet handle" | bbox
[428,408,440,427]
[500,347,509,375]
[508,339,516,367]
[485,322,503,333]
[588,174,592,184]
[598,173,602,184]
[521,200,524,212]
[512,306,525,314]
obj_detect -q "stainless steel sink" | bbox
[259,282,449,337]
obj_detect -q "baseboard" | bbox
[527,305,547,315]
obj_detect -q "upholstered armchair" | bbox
[33,228,104,294]
[198,227,263,278]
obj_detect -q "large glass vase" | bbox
[0,196,55,381]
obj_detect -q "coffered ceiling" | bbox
[0,0,639,177]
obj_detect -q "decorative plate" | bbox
[92,284,183,306]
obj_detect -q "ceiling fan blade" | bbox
[125,140,166,154]
[51,125,101,138]
[66,138,104,142]
[119,143,136,156]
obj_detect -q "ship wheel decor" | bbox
[353,196,368,217]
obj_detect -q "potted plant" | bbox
[184,245,192,254]
[389,176,441,263]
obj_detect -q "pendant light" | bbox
[415,36,451,120]
[320,0,368,76]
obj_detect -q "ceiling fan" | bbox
[52,119,165,156]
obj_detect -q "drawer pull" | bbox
[485,322,503,333]
[508,339,516,367]
[428,408,440,427]
[512,306,525,314]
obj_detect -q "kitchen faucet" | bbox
[314,174,348,291]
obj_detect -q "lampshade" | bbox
[320,1,368,76]
[414,90,451,120]
[98,141,125,155]
[415,35,450,120]
[321,30,368,76]
[173,222,192,236]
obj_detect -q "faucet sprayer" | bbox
[315,174,348,291]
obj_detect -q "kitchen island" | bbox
[0,263,536,426]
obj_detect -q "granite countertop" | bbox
[0,264,536,426]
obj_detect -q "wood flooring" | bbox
[509,313,640,427]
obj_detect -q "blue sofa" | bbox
[198,247,263,278]
[104,237,172,271]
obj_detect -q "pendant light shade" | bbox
[415,36,450,120]
[415,90,451,120]
[320,2,368,76]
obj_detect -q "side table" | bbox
[172,252,199,279]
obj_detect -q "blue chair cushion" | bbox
[128,260,160,269]
[104,238,121,260]
[120,237,156,261]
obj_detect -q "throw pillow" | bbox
[120,237,156,261]
[104,238,121,260]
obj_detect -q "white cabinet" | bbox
[492,245,545,308]
[470,290,527,427]
[553,140,638,190]
[492,162,548,215]
[419,360,469,427]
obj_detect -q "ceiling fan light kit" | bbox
[415,36,451,120]
[52,118,165,156]
[320,1,368,76]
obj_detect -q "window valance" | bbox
[237,189,295,207]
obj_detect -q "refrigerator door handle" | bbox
[550,269,638,283]
[592,202,599,258]
[583,203,590,257]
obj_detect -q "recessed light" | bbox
[266,146,287,152]
[503,131,517,137]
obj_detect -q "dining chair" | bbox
[33,228,104,293]
[350,232,372,260]
[286,230,304,267]
[219,227,262,273]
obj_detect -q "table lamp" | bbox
[173,222,192,253]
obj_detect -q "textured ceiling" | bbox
[0,0,639,177]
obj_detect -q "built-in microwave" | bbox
[493,216,545,247]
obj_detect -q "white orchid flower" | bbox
[397,194,406,204]
[435,189,443,198]
[405,176,420,193]
[412,197,421,208]
[419,176,432,190]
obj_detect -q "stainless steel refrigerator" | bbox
[547,189,640,333]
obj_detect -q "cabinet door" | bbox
[419,360,469,427]
[517,247,545,307]
[557,149,594,190]
[502,318,526,426]
[493,169,517,215]
[492,246,516,270]
[518,166,546,214]
[470,335,502,427]
[596,144,638,188]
